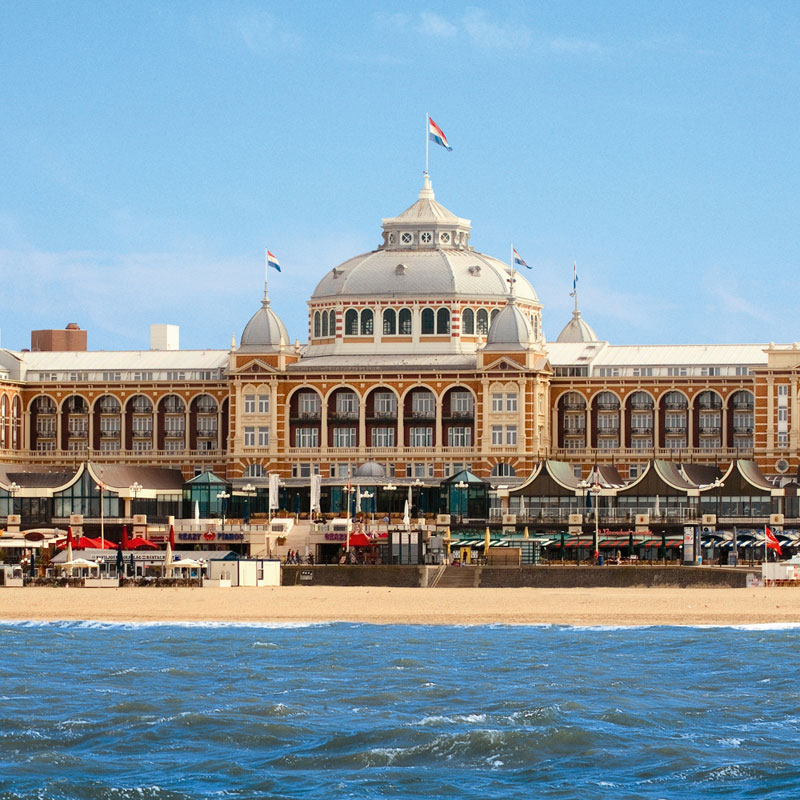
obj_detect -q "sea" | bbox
[1,622,799,799]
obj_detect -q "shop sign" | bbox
[177,531,245,542]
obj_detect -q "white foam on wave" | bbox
[0,619,330,630]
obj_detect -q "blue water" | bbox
[1,622,800,798]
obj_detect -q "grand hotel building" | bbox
[1,175,799,518]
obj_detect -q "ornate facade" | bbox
[1,176,799,499]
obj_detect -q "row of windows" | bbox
[31,393,221,415]
[559,389,754,410]
[312,306,539,339]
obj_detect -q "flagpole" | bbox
[510,244,516,297]
[264,249,269,300]
[425,113,429,176]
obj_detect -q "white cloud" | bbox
[549,37,604,56]
[461,8,531,50]
[230,9,302,53]
[418,11,458,39]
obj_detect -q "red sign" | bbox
[204,531,216,541]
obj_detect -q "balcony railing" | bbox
[699,425,721,435]
[630,401,654,410]
[291,411,322,422]
[664,401,688,410]
[630,426,653,435]
[665,426,687,434]
[596,402,620,411]
[562,403,586,411]
[328,410,358,421]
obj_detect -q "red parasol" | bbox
[169,524,175,549]
[348,532,373,547]
[86,537,117,549]
[127,536,159,550]
[121,525,130,550]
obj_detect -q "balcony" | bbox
[36,426,56,437]
[733,401,754,410]
[596,402,620,411]
[100,429,120,438]
[368,410,398,420]
[444,409,474,420]
[733,425,754,435]
[631,425,653,435]
[630,401,654,410]
[699,425,721,435]
[562,402,586,411]
[291,410,322,422]
[328,410,358,421]
[665,401,688,410]
[410,410,436,420]
[68,428,88,438]
[132,427,153,437]
[665,425,687,434]
[698,402,723,410]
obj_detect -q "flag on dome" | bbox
[573,261,578,291]
[428,116,452,151]
[512,248,530,269]
[266,250,281,272]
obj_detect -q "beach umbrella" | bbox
[121,525,130,550]
[87,537,117,549]
[66,538,73,566]
[129,552,135,576]
[485,527,491,552]
[403,499,410,529]
[169,524,175,549]
[194,500,200,522]
[349,532,372,547]
[29,549,36,579]
[164,538,173,575]
[67,525,74,548]
[127,536,159,550]
[115,545,123,576]
[524,526,529,539]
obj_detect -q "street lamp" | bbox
[8,481,21,515]
[413,478,423,520]
[578,478,601,565]
[129,481,142,516]
[217,491,230,531]
[454,480,468,522]
[360,490,374,525]
[242,483,255,526]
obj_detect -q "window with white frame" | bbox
[411,392,434,415]
[298,392,321,415]
[244,463,264,478]
[409,427,433,447]
[258,427,269,446]
[451,391,473,415]
[371,427,395,447]
[244,427,255,446]
[448,427,472,447]
[164,440,183,452]
[258,394,269,414]
[506,393,518,412]
[336,392,358,414]
[505,425,517,445]
[491,393,503,412]
[132,440,152,452]
[491,425,503,445]
[295,428,319,448]
[332,427,356,448]
[778,431,789,446]
[244,395,256,414]
[373,392,396,416]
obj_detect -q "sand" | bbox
[1,586,800,626]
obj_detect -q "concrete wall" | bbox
[282,565,756,588]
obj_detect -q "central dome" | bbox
[310,176,538,304]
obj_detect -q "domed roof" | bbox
[484,298,534,351]
[354,461,386,479]
[239,297,290,352]
[310,176,538,304]
[556,309,598,343]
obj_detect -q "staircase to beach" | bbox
[432,565,481,588]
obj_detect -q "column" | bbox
[766,378,774,452]
[358,391,366,452]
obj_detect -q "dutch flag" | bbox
[428,116,452,151]
[266,250,281,272]
[512,248,531,269]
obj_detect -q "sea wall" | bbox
[282,565,756,588]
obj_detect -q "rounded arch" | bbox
[344,308,358,336]
[661,389,690,408]
[328,310,337,335]
[398,307,412,335]
[626,390,655,408]
[313,311,321,338]
[591,389,621,407]
[491,462,517,477]
[190,392,218,412]
[125,393,153,413]
[60,394,90,413]
[92,393,121,413]
[490,308,500,322]
[286,384,324,406]
[556,390,587,409]
[382,308,396,336]
[399,382,438,404]
[436,307,450,334]
[11,395,20,449]
[420,307,435,335]
[476,308,489,335]
[462,307,475,335]
[695,389,723,409]
[158,393,185,413]
[321,309,329,337]
[243,461,265,478]
[730,389,754,408]
[364,384,401,404]
[360,308,374,335]
[0,394,7,449]
[320,383,362,404]
[27,393,57,413]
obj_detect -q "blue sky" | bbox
[2,1,799,352]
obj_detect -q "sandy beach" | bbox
[1,586,800,626]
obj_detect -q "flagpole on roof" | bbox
[264,247,269,300]
[425,113,429,176]
[509,243,516,298]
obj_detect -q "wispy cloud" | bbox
[383,8,604,55]
[187,7,302,56]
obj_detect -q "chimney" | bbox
[150,324,179,351]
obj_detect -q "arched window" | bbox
[244,463,265,478]
[0,395,6,448]
[476,309,489,335]
[360,309,374,335]
[345,309,358,336]
[421,308,435,335]
[491,462,516,477]
[383,308,396,335]
[329,310,337,336]
[595,391,620,409]
[321,310,329,337]
[436,308,450,334]
[531,314,539,339]
[490,308,500,322]
[629,391,654,409]
[663,391,688,409]
[313,312,321,338]
[462,308,474,335]
[398,308,412,335]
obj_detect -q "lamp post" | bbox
[129,481,142,517]
[413,478,423,521]
[360,490,374,525]
[217,491,230,531]
[97,477,106,550]
[578,478,601,565]
[454,480,468,523]
[242,483,255,526]
[8,481,21,515]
